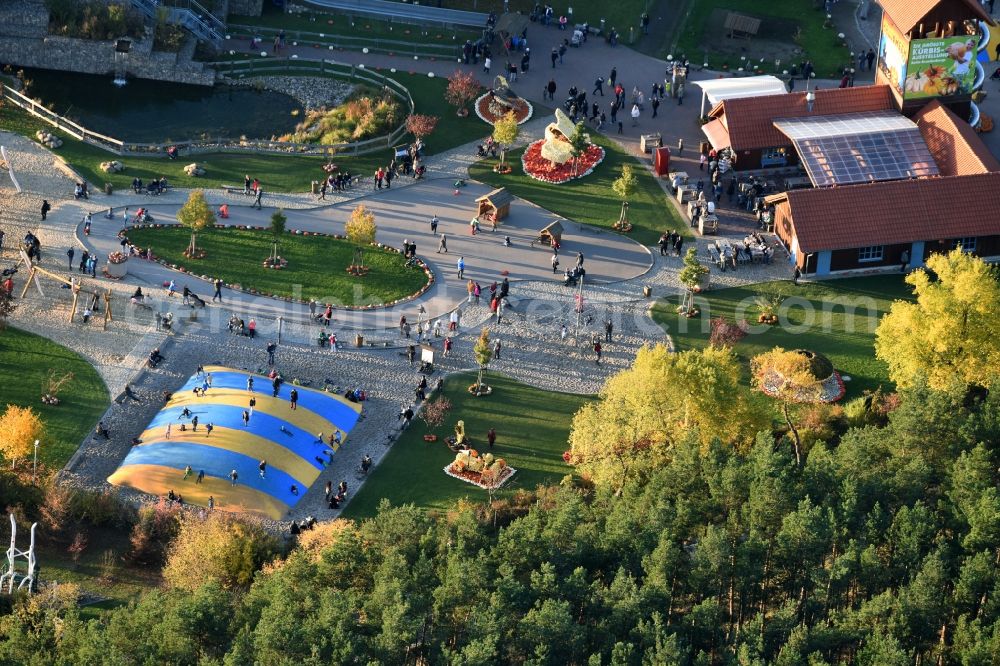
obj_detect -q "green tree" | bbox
[568,121,589,177]
[345,203,377,272]
[569,344,763,494]
[176,189,215,257]
[875,249,1000,390]
[677,247,709,314]
[472,328,493,393]
[611,164,637,231]
[750,347,828,466]
[268,209,286,265]
[491,111,519,170]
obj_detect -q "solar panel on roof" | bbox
[773,112,939,187]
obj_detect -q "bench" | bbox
[301,0,488,28]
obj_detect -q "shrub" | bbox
[127,499,182,564]
[162,512,281,590]
[281,90,401,145]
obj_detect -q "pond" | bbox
[16,67,301,143]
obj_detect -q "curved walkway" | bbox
[75,177,652,327]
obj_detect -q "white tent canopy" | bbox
[694,75,788,117]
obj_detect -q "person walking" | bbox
[605,319,613,342]
[253,188,263,210]
[551,47,558,68]
[196,470,204,483]
[593,76,604,96]
[487,427,496,448]
[546,78,557,101]
[609,66,617,87]
[183,465,192,480]
[793,266,801,285]
[205,423,214,437]
[247,376,255,393]
[40,200,51,221]
[213,278,223,302]
[443,335,453,357]
[165,423,172,440]
[258,459,267,478]
[208,495,215,510]
[493,338,502,360]
[437,233,448,253]
[266,341,277,365]
[457,256,465,279]
[560,323,568,341]
[289,388,298,410]
[66,247,74,271]
[430,214,438,235]
[249,396,256,416]
[230,469,239,486]
[594,339,603,363]
[651,96,660,118]
[631,103,640,126]
[484,56,492,74]
[900,249,910,273]
[551,252,560,273]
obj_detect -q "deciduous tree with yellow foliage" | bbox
[345,204,377,274]
[568,344,764,494]
[0,404,44,467]
[875,250,1000,391]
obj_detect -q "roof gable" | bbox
[781,172,1000,252]
[711,85,896,152]
[877,0,992,35]
[913,99,1000,176]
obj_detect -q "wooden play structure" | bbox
[18,251,114,328]
[724,13,761,40]
[475,188,513,224]
[531,220,564,248]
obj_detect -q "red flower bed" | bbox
[521,140,606,184]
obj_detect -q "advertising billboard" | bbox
[877,15,909,97]
[903,35,978,99]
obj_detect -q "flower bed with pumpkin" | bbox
[124,224,430,307]
[521,109,605,184]
[444,449,515,489]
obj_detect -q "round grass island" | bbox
[125,226,431,306]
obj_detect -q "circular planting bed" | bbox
[125,224,432,309]
[475,92,533,124]
[521,139,606,184]
[757,350,846,403]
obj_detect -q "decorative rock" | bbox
[100,159,124,173]
[35,130,63,149]
[183,163,206,177]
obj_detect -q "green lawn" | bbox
[469,132,682,245]
[341,372,591,519]
[0,327,109,467]
[0,73,485,194]
[651,276,913,396]
[230,2,480,46]
[125,226,428,305]
[674,0,851,76]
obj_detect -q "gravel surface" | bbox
[224,75,356,111]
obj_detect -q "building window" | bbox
[955,237,977,253]
[857,246,884,262]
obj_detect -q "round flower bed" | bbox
[468,383,493,396]
[263,256,288,270]
[521,139,606,184]
[475,92,533,124]
[108,251,127,265]
[757,351,846,403]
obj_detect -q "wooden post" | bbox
[102,290,113,330]
[69,290,79,323]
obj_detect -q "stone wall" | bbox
[0,35,216,86]
[228,0,263,18]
